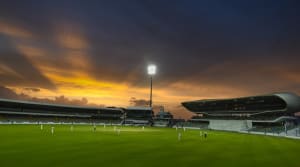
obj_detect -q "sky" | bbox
[0,0,300,118]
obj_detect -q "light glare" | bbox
[147,65,156,75]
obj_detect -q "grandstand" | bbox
[0,98,123,124]
[182,92,300,132]
[0,98,157,126]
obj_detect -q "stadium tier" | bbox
[182,92,300,132]
[0,98,124,124]
[182,92,300,120]
[0,98,158,125]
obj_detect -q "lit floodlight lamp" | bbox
[147,64,156,75]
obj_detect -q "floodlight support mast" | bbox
[150,76,153,108]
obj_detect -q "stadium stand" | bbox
[0,98,123,124]
[182,92,300,132]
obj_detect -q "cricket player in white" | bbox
[51,127,54,135]
[178,132,182,141]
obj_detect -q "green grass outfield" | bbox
[0,125,299,167]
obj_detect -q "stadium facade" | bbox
[182,92,300,131]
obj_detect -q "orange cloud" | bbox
[0,63,23,79]
[54,22,88,50]
[16,45,46,58]
[64,50,92,70]
[58,33,88,50]
[0,21,33,38]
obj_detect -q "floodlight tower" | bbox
[147,64,156,108]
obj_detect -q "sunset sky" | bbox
[0,0,300,118]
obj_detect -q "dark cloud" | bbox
[23,87,40,92]
[0,36,56,89]
[129,97,149,107]
[186,58,300,94]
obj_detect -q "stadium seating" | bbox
[209,120,251,131]
[0,99,124,124]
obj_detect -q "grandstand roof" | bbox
[0,98,122,111]
[182,92,300,115]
